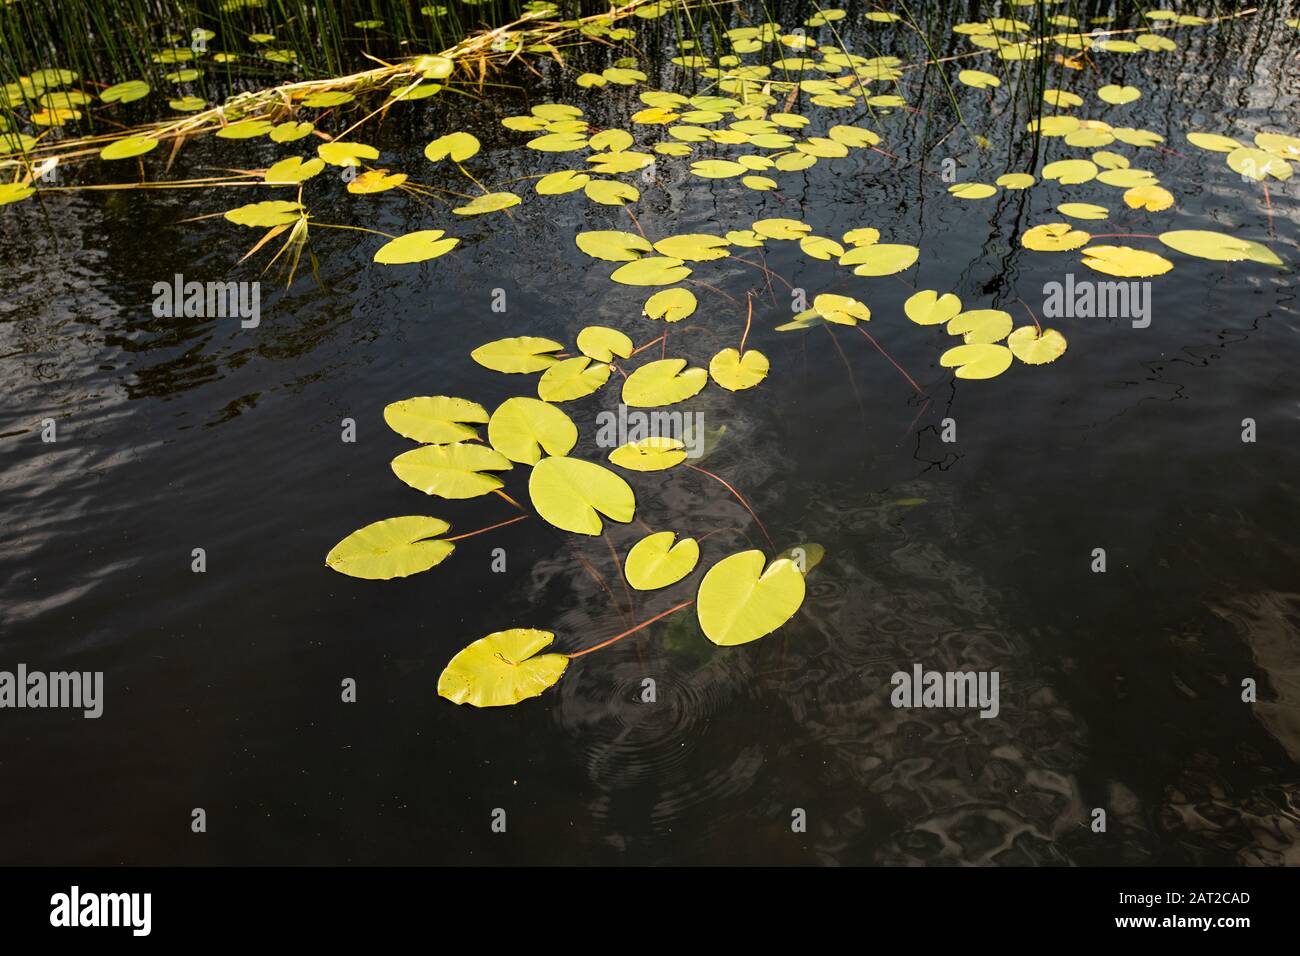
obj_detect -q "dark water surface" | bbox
[3,3,1300,865]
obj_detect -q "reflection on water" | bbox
[2,2,1299,864]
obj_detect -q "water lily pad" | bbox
[224,200,303,227]
[1057,202,1109,220]
[101,79,150,104]
[383,395,488,444]
[696,550,806,646]
[1098,85,1141,104]
[437,629,568,707]
[424,131,480,162]
[529,456,635,535]
[1007,326,1068,365]
[348,169,407,193]
[1080,244,1174,277]
[799,235,846,259]
[709,348,769,391]
[453,192,521,215]
[488,397,578,464]
[576,326,633,362]
[653,234,730,261]
[1042,158,1098,184]
[622,358,707,407]
[326,516,455,580]
[949,182,997,199]
[270,121,314,143]
[536,170,590,194]
[471,336,563,373]
[624,531,699,590]
[576,230,652,261]
[609,437,687,472]
[1227,147,1291,181]
[753,218,811,240]
[939,343,1014,380]
[1022,222,1090,251]
[537,356,610,402]
[610,257,692,286]
[373,229,459,264]
[812,293,871,325]
[905,290,961,326]
[317,141,379,166]
[100,136,158,160]
[644,287,698,322]
[391,441,512,498]
[1157,230,1282,266]
[947,309,1013,345]
[839,243,919,276]
[1186,131,1244,153]
[265,155,324,183]
[1123,185,1174,211]
[0,182,35,205]
[584,179,639,205]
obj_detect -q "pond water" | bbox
[2,1,1300,865]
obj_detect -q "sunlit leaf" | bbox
[1080,244,1174,277]
[939,343,1014,380]
[622,358,707,407]
[1057,202,1109,220]
[536,169,590,194]
[947,309,1013,345]
[384,395,488,444]
[576,326,633,362]
[1007,326,1068,365]
[1022,222,1091,251]
[1157,230,1282,266]
[709,348,769,391]
[424,131,480,162]
[391,441,512,498]
[576,230,652,261]
[265,155,324,183]
[643,287,698,322]
[610,256,692,286]
[326,516,454,580]
[471,336,563,373]
[949,182,997,199]
[317,141,379,166]
[488,397,578,464]
[529,456,635,535]
[1227,147,1292,182]
[1123,185,1174,211]
[373,229,459,264]
[537,356,610,401]
[696,550,806,646]
[624,531,699,590]
[1042,158,1098,184]
[838,243,919,276]
[100,136,158,160]
[224,200,303,227]
[753,218,811,240]
[653,234,730,261]
[1098,84,1141,105]
[584,179,639,205]
[905,290,962,326]
[453,192,521,215]
[609,437,687,471]
[1186,131,1244,153]
[437,629,567,707]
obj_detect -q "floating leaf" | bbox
[939,343,1014,380]
[1097,168,1159,188]
[270,121,314,143]
[696,550,806,646]
[1007,326,1068,365]
[1186,131,1244,153]
[839,243,919,276]
[1022,222,1090,252]
[1042,158,1098,184]
[622,358,707,407]
[1123,185,1174,212]
[373,229,459,264]
[453,191,521,215]
[1157,230,1282,266]
[949,182,997,199]
[326,516,455,580]
[472,336,563,373]
[424,131,480,162]
[348,169,407,193]
[584,179,639,205]
[527,131,588,152]
[812,293,871,325]
[709,348,769,391]
[0,182,35,205]
[653,234,730,262]
[1226,147,1292,182]
[224,200,303,227]
[1080,244,1174,277]
[529,456,635,535]
[384,395,488,444]
[317,141,379,166]
[1057,202,1109,220]
[799,235,846,259]
[100,136,158,160]
[1098,84,1141,104]
[643,287,698,322]
[391,441,512,498]
[575,230,652,261]
[265,155,325,183]
[842,227,880,246]
[752,218,811,240]
[624,531,699,590]
[576,326,632,362]
[101,79,150,104]
[536,170,590,194]
[537,356,610,402]
[488,397,578,464]
[303,90,354,107]
[437,629,567,707]
[609,437,687,471]
[217,118,273,139]
[947,309,1013,345]
[958,69,1001,89]
[905,289,961,326]
[610,256,692,286]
